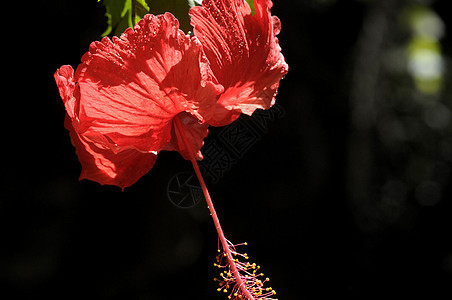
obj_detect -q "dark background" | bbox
[2,0,452,299]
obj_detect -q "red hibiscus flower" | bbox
[190,0,288,126]
[55,13,222,189]
[56,1,287,299]
[55,0,287,190]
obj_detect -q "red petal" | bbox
[54,65,78,120]
[190,0,288,126]
[164,112,209,161]
[55,13,223,188]
[65,116,157,189]
[73,13,220,153]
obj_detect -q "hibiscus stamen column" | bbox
[174,115,256,300]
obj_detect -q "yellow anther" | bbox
[272,290,277,295]
[223,289,228,293]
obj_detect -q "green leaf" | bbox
[99,0,199,35]
[245,0,255,16]
[187,0,202,8]
[99,0,150,36]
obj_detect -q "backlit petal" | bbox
[54,65,78,120]
[190,0,288,126]
[65,116,157,189]
[164,112,209,161]
[55,13,222,188]
[74,13,219,153]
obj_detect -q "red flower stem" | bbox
[174,116,255,300]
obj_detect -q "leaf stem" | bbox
[131,0,137,25]
[174,115,255,300]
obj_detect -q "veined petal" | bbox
[190,0,288,126]
[65,116,157,189]
[55,13,222,188]
[164,112,209,161]
[54,65,78,120]
[74,13,220,153]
